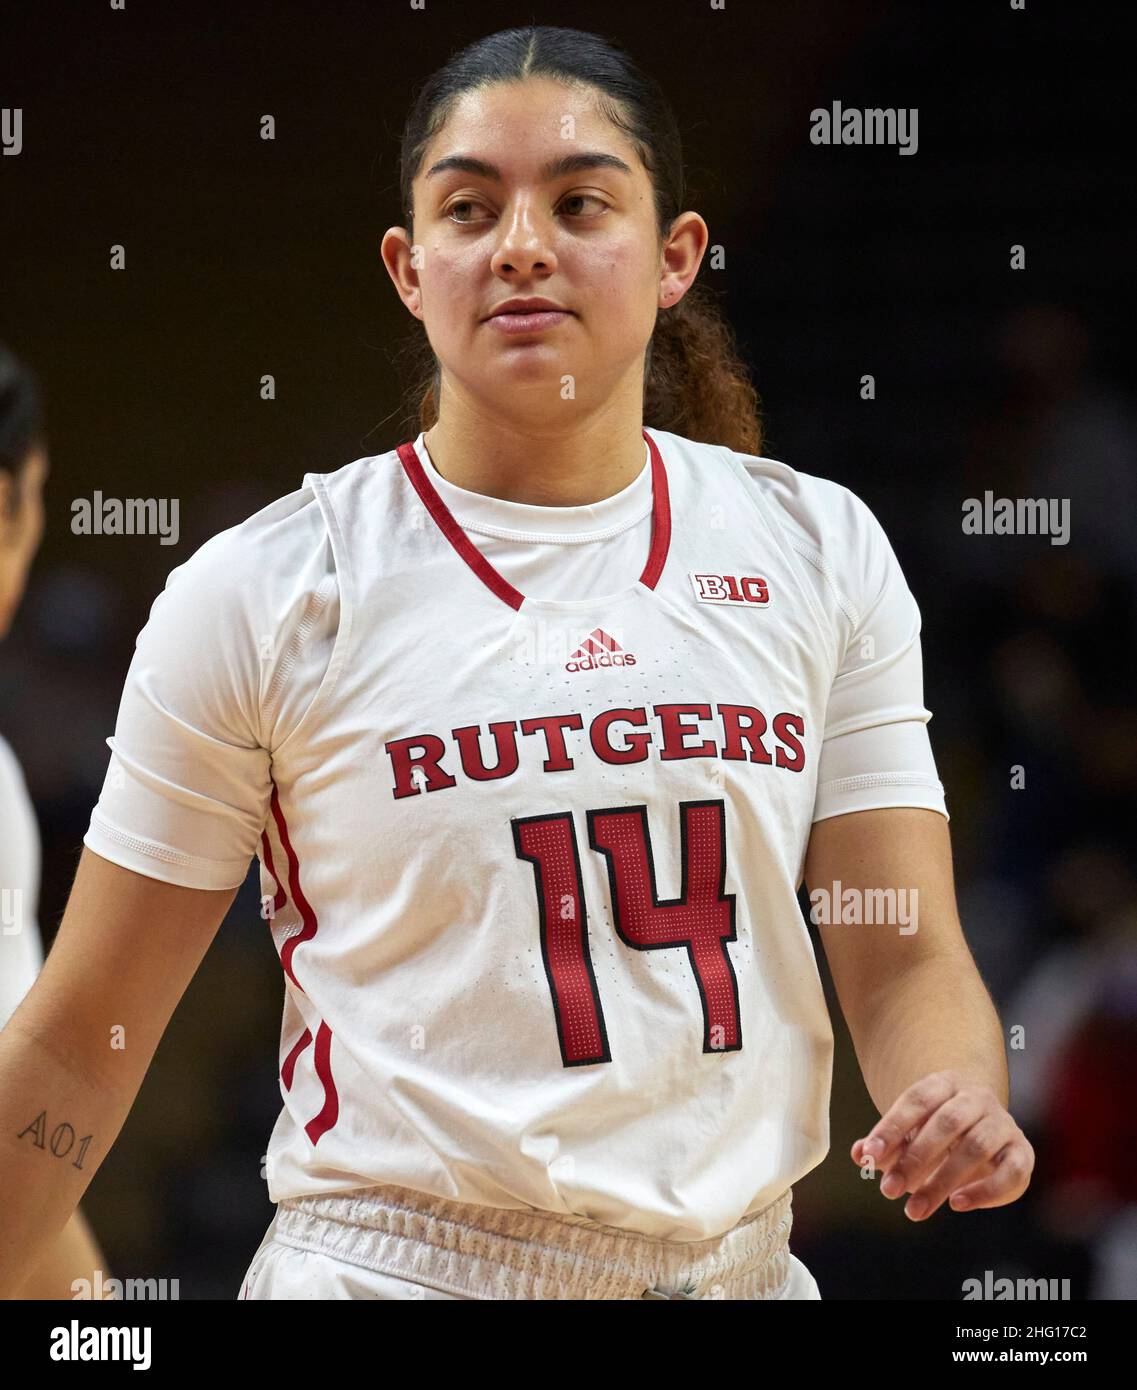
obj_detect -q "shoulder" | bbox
[654,429,879,544]
[723,444,888,561]
[131,476,345,749]
[663,431,903,632]
[151,476,341,646]
[170,478,331,593]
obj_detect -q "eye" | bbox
[559,192,608,217]
[447,199,492,224]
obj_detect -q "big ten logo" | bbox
[1,887,24,936]
[260,894,276,921]
[260,1152,276,1182]
[259,634,277,665]
[690,573,770,607]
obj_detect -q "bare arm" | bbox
[804,806,1006,1109]
[804,806,1032,1221]
[0,847,238,1298]
[10,1207,109,1300]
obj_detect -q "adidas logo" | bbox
[565,627,638,673]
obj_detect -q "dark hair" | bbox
[0,342,44,519]
[394,25,762,454]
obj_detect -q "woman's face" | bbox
[0,444,47,639]
[383,77,706,420]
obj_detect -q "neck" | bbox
[422,372,648,507]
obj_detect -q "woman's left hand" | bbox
[850,1069,1035,1221]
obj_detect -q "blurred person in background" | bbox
[0,342,111,1299]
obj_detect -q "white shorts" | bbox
[238,1181,822,1301]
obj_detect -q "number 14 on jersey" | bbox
[512,799,742,1067]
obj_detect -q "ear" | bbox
[380,225,425,323]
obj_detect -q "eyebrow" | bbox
[424,150,634,182]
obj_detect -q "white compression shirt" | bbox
[82,427,948,1239]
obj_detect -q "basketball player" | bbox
[0,27,1034,1301]
[0,344,111,1298]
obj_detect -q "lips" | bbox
[486,305,573,335]
[488,298,569,318]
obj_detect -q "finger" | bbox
[902,1114,1015,1220]
[945,1138,1036,1213]
[884,1089,992,1199]
[852,1125,917,1163]
[853,1071,960,1172]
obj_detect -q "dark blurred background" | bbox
[1,0,1133,1298]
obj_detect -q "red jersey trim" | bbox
[395,429,672,611]
[264,779,341,1146]
[281,1027,312,1091]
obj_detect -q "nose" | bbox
[489,195,557,279]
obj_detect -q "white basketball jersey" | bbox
[0,731,44,1031]
[84,426,947,1240]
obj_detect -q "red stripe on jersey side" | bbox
[304,1020,340,1145]
[639,430,672,591]
[267,780,341,1146]
[270,783,318,992]
[395,428,672,610]
[281,1027,312,1091]
[259,831,288,917]
[396,441,524,611]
